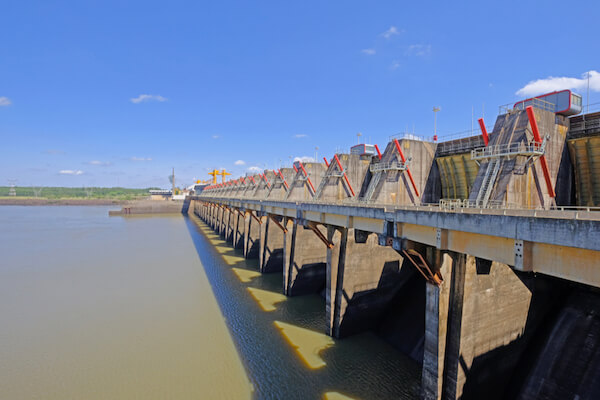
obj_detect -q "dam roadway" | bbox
[189,104,600,399]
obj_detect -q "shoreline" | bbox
[0,198,131,206]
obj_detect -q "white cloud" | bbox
[130,94,168,104]
[130,156,152,161]
[59,170,84,175]
[0,97,12,106]
[406,44,431,57]
[88,160,112,166]
[234,160,246,166]
[361,48,376,56]
[247,166,262,173]
[516,70,600,97]
[391,61,401,70]
[293,156,315,163]
[212,135,220,139]
[293,134,308,138]
[382,26,400,39]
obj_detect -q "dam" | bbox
[190,98,600,399]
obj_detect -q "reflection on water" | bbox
[274,321,334,369]
[186,215,421,399]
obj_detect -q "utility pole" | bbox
[172,168,175,197]
[433,106,441,137]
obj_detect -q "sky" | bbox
[1,0,599,188]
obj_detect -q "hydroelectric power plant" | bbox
[188,91,600,399]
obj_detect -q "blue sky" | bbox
[1,0,599,188]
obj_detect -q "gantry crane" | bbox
[208,169,231,184]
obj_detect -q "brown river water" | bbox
[0,206,419,399]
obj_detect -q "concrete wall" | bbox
[468,108,567,209]
[316,154,370,202]
[365,139,437,205]
[286,163,326,201]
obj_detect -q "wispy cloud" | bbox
[43,149,65,155]
[0,97,12,106]
[293,134,308,138]
[59,170,84,175]
[406,44,431,57]
[212,135,220,139]
[130,156,152,161]
[88,160,112,166]
[234,160,246,166]
[130,94,168,104]
[293,156,315,163]
[361,48,376,56]
[382,26,400,39]
[247,166,262,173]
[391,60,401,70]
[516,70,600,97]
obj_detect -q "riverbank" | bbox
[0,197,129,206]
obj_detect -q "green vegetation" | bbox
[0,186,159,201]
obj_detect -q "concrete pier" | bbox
[282,220,328,296]
[243,211,261,259]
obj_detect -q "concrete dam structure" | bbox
[189,100,600,399]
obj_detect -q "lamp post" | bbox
[433,106,441,141]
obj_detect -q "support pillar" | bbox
[421,251,464,400]
[283,220,328,296]
[259,214,285,273]
[233,210,244,249]
[243,212,260,259]
[422,253,558,400]
[326,227,406,338]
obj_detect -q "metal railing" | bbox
[471,140,546,161]
[436,135,486,156]
[500,97,555,115]
[389,132,430,142]
[369,161,407,173]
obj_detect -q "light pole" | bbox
[433,106,441,140]
[357,132,362,144]
[314,146,319,161]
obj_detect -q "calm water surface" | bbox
[0,206,419,399]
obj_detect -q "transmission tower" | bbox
[33,187,43,198]
[83,186,93,198]
[8,179,17,196]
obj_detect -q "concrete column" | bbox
[225,209,234,243]
[326,227,405,338]
[422,254,557,400]
[212,206,219,230]
[233,211,244,249]
[283,220,328,296]
[259,214,285,273]
[243,213,260,259]
[219,208,228,237]
[421,251,464,400]
[326,226,347,337]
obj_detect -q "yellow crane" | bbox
[208,169,231,184]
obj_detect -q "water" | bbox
[0,206,420,399]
